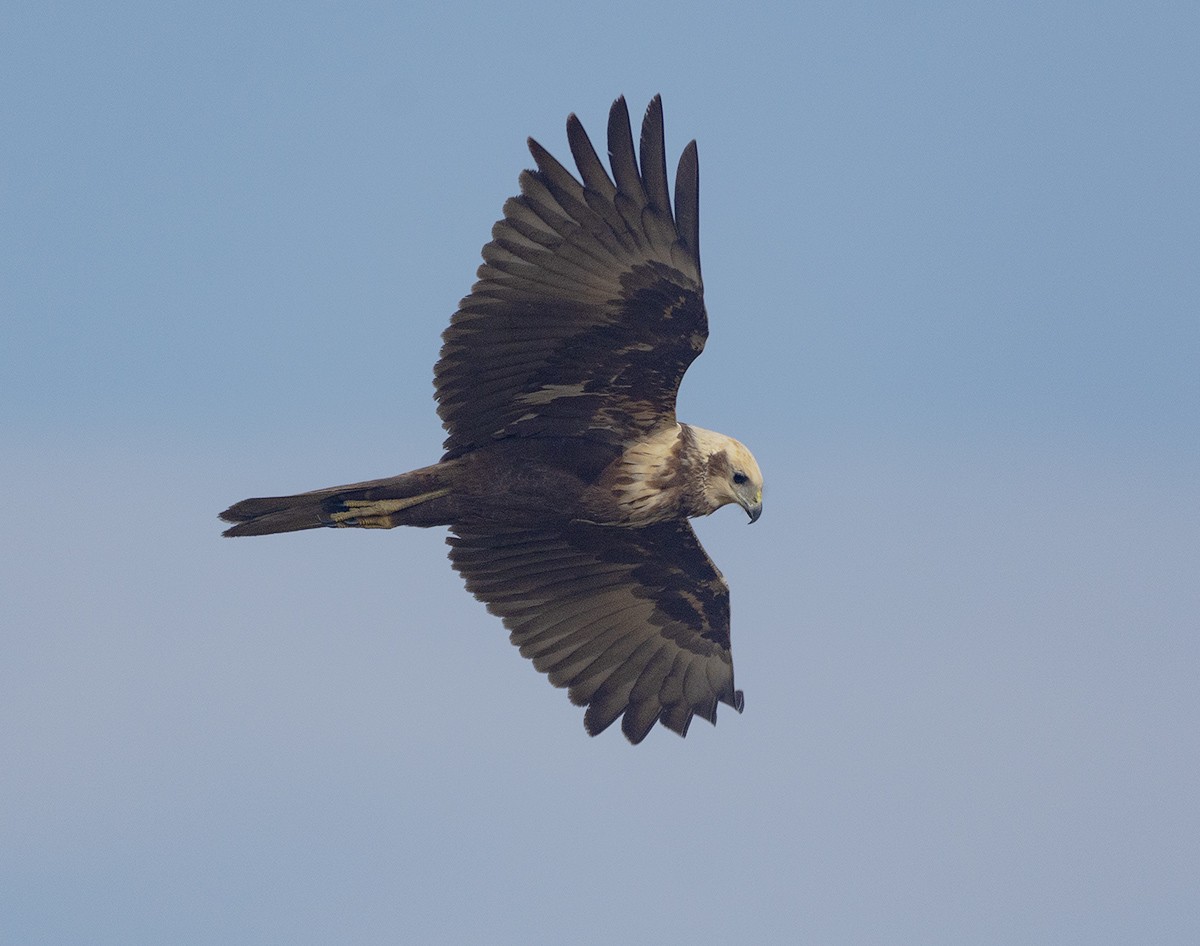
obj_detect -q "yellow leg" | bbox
[328,488,451,528]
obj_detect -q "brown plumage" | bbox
[220,96,764,743]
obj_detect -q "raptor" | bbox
[221,96,764,743]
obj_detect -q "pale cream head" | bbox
[688,426,764,522]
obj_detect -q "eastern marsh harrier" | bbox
[221,96,763,743]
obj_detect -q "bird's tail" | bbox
[220,461,458,537]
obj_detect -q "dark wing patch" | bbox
[448,520,743,744]
[435,96,707,458]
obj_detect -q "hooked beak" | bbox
[740,488,763,524]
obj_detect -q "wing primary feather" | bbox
[620,700,662,745]
[566,113,617,200]
[583,676,638,738]
[660,700,694,738]
[707,660,743,711]
[527,146,611,241]
[674,140,701,270]
[694,696,719,726]
[499,196,624,271]
[606,96,648,209]
[681,660,714,720]
[516,172,578,234]
[639,95,673,221]
[527,138,586,207]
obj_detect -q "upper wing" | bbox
[447,519,743,743]
[435,95,707,458]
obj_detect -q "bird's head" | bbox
[689,427,764,523]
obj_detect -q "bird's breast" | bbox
[579,427,696,526]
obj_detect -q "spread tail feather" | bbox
[220,462,457,537]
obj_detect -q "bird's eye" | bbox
[732,471,748,485]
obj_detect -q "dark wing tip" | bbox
[566,110,615,198]
[606,95,645,204]
[620,704,663,745]
[525,134,546,166]
[582,702,619,739]
[582,703,662,745]
[638,94,672,221]
[590,690,742,745]
[674,139,700,266]
[607,94,630,148]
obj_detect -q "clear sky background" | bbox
[3,2,1197,943]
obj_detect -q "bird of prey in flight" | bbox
[221,96,764,744]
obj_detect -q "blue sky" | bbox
[3,2,1198,943]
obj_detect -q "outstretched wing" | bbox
[448,520,743,743]
[435,95,706,459]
